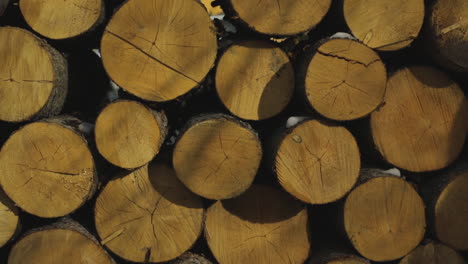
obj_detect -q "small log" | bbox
[95,163,204,263]
[169,252,213,264]
[173,114,262,200]
[0,0,8,16]
[370,66,468,172]
[101,0,217,102]
[95,100,168,169]
[0,26,67,122]
[274,119,361,204]
[205,184,310,264]
[223,0,332,36]
[0,117,97,218]
[19,0,105,40]
[344,169,426,262]
[8,218,115,264]
[303,38,386,121]
[399,242,466,264]
[343,0,425,51]
[0,188,20,248]
[215,41,294,120]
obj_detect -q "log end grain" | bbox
[216,41,294,120]
[275,119,360,204]
[399,242,466,264]
[0,120,96,218]
[305,39,386,121]
[205,184,310,264]
[371,66,468,172]
[95,163,204,263]
[0,189,19,248]
[344,176,426,262]
[101,0,217,102]
[95,100,167,169]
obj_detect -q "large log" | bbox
[0,188,20,248]
[399,242,466,264]
[0,117,97,218]
[343,0,425,51]
[101,0,217,102]
[95,163,204,263]
[0,27,67,122]
[370,66,468,172]
[205,184,310,264]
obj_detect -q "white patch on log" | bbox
[383,168,402,177]
[286,116,309,128]
[107,81,120,102]
[92,49,101,58]
[330,32,357,40]
[79,122,95,134]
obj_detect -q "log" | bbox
[426,0,468,71]
[399,242,466,264]
[343,0,425,51]
[370,66,468,172]
[8,218,115,264]
[0,26,67,122]
[19,0,105,40]
[0,188,20,248]
[215,41,294,120]
[169,252,213,264]
[344,169,426,262]
[0,0,8,16]
[101,0,217,102]
[95,100,168,169]
[173,114,262,200]
[274,119,360,204]
[303,38,386,121]
[223,0,332,36]
[95,162,204,263]
[201,0,223,16]
[0,117,97,218]
[205,184,310,264]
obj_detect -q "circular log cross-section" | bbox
[427,0,468,71]
[227,0,331,36]
[399,242,466,264]
[101,0,217,102]
[275,119,360,204]
[95,100,167,169]
[344,176,426,262]
[95,163,204,263]
[216,41,294,120]
[0,190,19,248]
[173,115,262,200]
[343,0,425,51]
[8,227,114,264]
[371,66,468,172]
[205,185,310,264]
[0,120,97,218]
[0,27,67,122]
[20,0,104,39]
[305,39,386,121]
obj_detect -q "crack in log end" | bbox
[373,36,417,50]
[16,164,82,176]
[101,228,126,245]
[316,49,380,67]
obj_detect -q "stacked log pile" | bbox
[0,0,467,263]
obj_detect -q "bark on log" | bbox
[95,162,204,263]
[274,119,361,204]
[0,0,8,16]
[101,0,217,102]
[19,0,105,40]
[370,65,468,172]
[399,242,466,264]
[95,100,168,169]
[0,117,97,218]
[0,188,20,248]
[173,114,262,200]
[205,184,310,264]
[308,252,370,264]
[169,252,213,264]
[343,0,425,51]
[0,26,67,122]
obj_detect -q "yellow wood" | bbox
[276,120,360,204]
[344,177,426,262]
[20,0,104,39]
[0,189,19,248]
[95,163,204,263]
[101,0,217,102]
[95,100,166,169]
[8,229,114,264]
[435,171,468,250]
[371,66,468,172]
[344,0,425,51]
[306,39,386,121]
[216,41,294,120]
[201,0,223,16]
[230,0,331,35]
[173,116,262,200]
[399,242,466,264]
[0,121,96,218]
[205,185,310,264]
